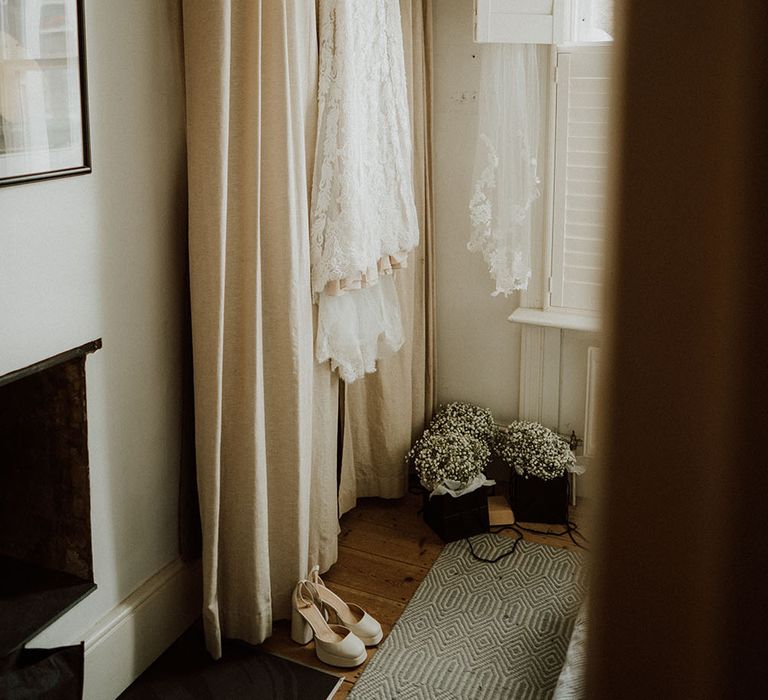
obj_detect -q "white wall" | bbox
[0,0,189,655]
[433,0,522,423]
[433,0,601,495]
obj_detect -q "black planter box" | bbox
[508,472,569,524]
[422,487,490,542]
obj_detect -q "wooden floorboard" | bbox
[258,493,590,698]
[342,492,426,531]
[323,547,429,604]
[339,516,443,569]
[335,680,354,698]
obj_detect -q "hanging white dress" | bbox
[310,0,419,383]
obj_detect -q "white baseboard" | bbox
[82,557,202,700]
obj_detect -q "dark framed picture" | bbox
[0,0,91,187]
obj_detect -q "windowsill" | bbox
[508,307,601,333]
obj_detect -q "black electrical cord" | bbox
[465,518,590,563]
[513,520,589,550]
[465,525,525,563]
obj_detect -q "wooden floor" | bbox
[260,490,591,698]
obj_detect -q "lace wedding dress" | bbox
[310,0,419,383]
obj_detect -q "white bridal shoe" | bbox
[308,565,384,646]
[291,580,367,668]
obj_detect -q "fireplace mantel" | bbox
[0,339,102,657]
[0,339,102,389]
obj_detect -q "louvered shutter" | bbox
[474,1,571,45]
[549,48,611,313]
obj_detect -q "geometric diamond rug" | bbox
[349,535,586,700]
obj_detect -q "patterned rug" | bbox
[349,535,586,700]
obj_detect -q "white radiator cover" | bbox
[583,346,601,457]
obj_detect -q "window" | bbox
[571,0,615,42]
[547,45,612,314]
[472,1,615,316]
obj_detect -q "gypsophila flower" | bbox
[407,429,490,491]
[406,402,496,491]
[428,402,496,442]
[495,420,576,481]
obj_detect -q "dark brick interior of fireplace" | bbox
[0,345,99,658]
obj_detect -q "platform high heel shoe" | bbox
[308,566,383,646]
[290,579,367,668]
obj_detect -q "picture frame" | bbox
[0,0,91,187]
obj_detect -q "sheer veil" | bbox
[468,44,542,296]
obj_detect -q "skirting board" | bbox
[82,557,202,700]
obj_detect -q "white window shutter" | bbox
[474,1,571,45]
[549,49,611,313]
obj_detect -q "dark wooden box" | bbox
[508,472,569,524]
[422,487,490,542]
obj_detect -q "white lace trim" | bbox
[468,134,538,295]
[315,276,404,384]
[322,250,408,296]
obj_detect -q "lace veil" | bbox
[468,44,542,296]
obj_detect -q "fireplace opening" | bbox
[0,340,101,658]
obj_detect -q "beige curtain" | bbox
[182,1,339,658]
[338,0,436,514]
[588,2,768,697]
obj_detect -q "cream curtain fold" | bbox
[338,0,436,514]
[182,0,339,658]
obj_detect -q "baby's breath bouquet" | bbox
[496,420,576,480]
[408,430,491,492]
[427,402,496,442]
[407,402,495,495]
